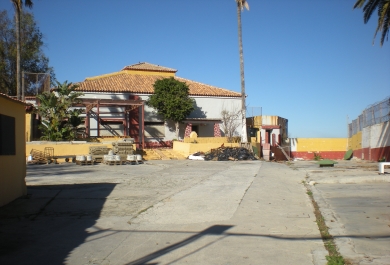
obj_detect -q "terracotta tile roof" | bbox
[175,77,241,97]
[76,73,241,98]
[121,62,177,73]
[0,93,29,105]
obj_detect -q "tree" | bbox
[0,10,54,96]
[146,77,195,139]
[11,0,33,100]
[36,81,84,141]
[236,0,249,143]
[354,0,390,46]
[221,106,241,143]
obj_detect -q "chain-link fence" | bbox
[349,96,390,137]
[22,72,51,98]
[247,107,262,118]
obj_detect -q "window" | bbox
[0,114,16,155]
[144,122,165,138]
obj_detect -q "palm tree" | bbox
[236,0,249,143]
[11,0,33,99]
[353,0,390,46]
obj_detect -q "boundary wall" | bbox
[290,138,348,160]
[26,142,136,163]
[348,122,389,161]
[348,97,389,162]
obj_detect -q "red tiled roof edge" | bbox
[0,93,30,106]
[75,73,241,98]
[121,62,177,72]
[175,77,241,98]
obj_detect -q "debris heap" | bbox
[204,147,257,161]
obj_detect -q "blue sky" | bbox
[1,0,389,138]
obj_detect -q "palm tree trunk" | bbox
[15,5,21,99]
[237,3,248,143]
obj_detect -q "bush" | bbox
[313,152,322,161]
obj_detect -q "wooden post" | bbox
[97,100,100,137]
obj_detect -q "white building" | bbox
[75,62,242,148]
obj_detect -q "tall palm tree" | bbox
[354,0,390,46]
[11,0,33,99]
[236,0,249,143]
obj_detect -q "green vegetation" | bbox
[305,185,350,265]
[0,9,54,96]
[313,152,322,161]
[353,0,390,46]
[35,81,84,141]
[146,77,195,139]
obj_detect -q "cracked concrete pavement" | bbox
[0,160,328,265]
[291,160,390,265]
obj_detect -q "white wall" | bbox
[362,121,390,149]
[189,96,241,119]
[80,92,243,141]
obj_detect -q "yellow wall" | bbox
[348,131,362,150]
[26,142,136,162]
[25,113,32,142]
[252,116,262,128]
[296,138,348,152]
[0,97,27,206]
[173,141,239,157]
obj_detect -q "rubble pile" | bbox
[204,147,257,161]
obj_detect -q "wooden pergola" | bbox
[75,98,145,149]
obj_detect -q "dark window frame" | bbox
[0,114,16,155]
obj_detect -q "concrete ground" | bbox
[0,160,326,265]
[0,159,388,264]
[291,160,390,265]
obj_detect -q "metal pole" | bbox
[346,115,349,151]
[36,73,38,95]
[141,103,145,150]
[97,101,100,137]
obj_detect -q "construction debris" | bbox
[28,148,53,164]
[188,153,205,160]
[203,147,258,161]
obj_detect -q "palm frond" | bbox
[354,0,367,9]
[363,0,381,23]
[235,0,249,11]
[379,4,390,45]
[24,0,33,8]
[354,0,389,46]
[244,1,249,11]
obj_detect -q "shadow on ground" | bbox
[0,183,116,264]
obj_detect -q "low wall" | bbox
[348,131,362,151]
[26,142,136,163]
[290,138,348,160]
[347,122,389,161]
[173,141,239,157]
